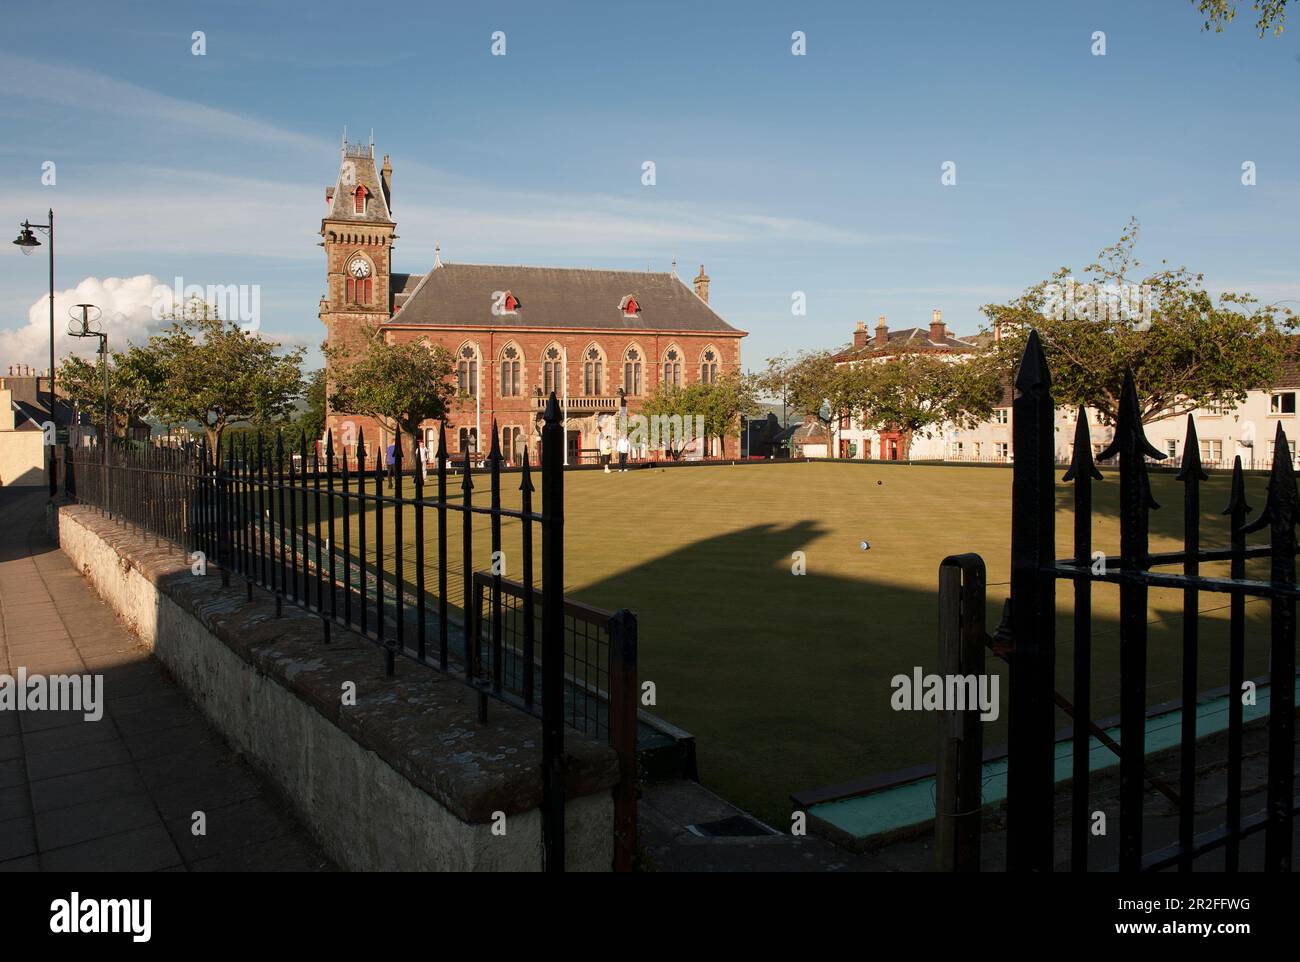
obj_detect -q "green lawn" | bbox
[303,461,1274,828]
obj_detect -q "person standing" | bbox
[617,434,629,472]
[416,438,429,483]
[600,432,613,473]
[385,440,397,489]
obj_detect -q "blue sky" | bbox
[1,0,1296,371]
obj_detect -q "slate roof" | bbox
[324,141,393,225]
[834,326,979,362]
[391,272,424,312]
[389,263,744,334]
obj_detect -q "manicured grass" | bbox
[310,461,1273,828]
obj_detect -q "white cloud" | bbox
[0,275,168,371]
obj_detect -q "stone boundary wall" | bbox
[50,502,617,871]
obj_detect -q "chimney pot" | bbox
[875,315,888,344]
[930,309,945,343]
[853,321,868,350]
[694,265,710,304]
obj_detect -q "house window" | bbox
[1270,392,1296,415]
[346,276,371,304]
[543,346,563,396]
[1165,439,1178,460]
[584,348,603,396]
[354,185,366,214]
[457,346,478,396]
[663,349,681,387]
[501,425,524,463]
[700,349,718,384]
[1205,400,1231,417]
[1200,439,1223,464]
[499,346,521,397]
[972,442,982,460]
[995,442,1009,460]
[623,348,642,396]
[458,427,478,453]
[950,442,964,459]
[993,408,1009,425]
[839,411,851,430]
[1276,439,1296,464]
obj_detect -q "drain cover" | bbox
[685,815,777,838]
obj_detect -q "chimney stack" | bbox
[694,265,710,304]
[381,154,393,209]
[853,320,868,349]
[875,315,888,345]
[930,308,945,343]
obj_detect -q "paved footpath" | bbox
[0,488,333,871]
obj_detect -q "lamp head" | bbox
[13,223,40,255]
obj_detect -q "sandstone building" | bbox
[319,138,746,465]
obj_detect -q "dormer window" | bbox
[620,295,641,317]
[354,185,367,214]
[502,292,520,313]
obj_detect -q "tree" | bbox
[148,298,306,451]
[693,373,763,455]
[982,220,1293,426]
[852,352,1003,442]
[1195,0,1288,35]
[772,350,862,430]
[325,324,456,457]
[638,383,695,459]
[298,368,327,445]
[58,344,162,441]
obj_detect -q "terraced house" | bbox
[319,137,746,465]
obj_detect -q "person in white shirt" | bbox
[416,439,429,482]
[617,435,629,472]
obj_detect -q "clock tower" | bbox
[319,134,397,454]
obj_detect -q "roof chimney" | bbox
[930,308,945,343]
[875,315,888,344]
[853,320,868,350]
[694,265,710,304]
[381,154,393,209]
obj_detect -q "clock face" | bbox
[349,258,371,279]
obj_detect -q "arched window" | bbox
[700,347,718,384]
[620,295,641,317]
[499,344,522,397]
[662,347,681,388]
[542,344,564,396]
[583,345,604,396]
[500,425,525,465]
[354,185,367,214]
[502,292,520,313]
[623,345,643,396]
[456,344,478,397]
[458,427,478,453]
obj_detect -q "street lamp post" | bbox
[13,209,55,495]
[67,304,108,459]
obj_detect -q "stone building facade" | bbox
[319,138,746,466]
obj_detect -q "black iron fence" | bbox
[944,332,1298,872]
[64,397,638,872]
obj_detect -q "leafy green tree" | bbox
[769,350,863,431]
[148,298,306,451]
[298,368,327,444]
[58,344,163,440]
[638,382,695,459]
[851,352,1003,441]
[1195,0,1288,35]
[982,220,1292,425]
[325,324,456,457]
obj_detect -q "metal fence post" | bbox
[541,392,566,872]
[935,554,985,872]
[609,608,638,872]
[1007,331,1056,872]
